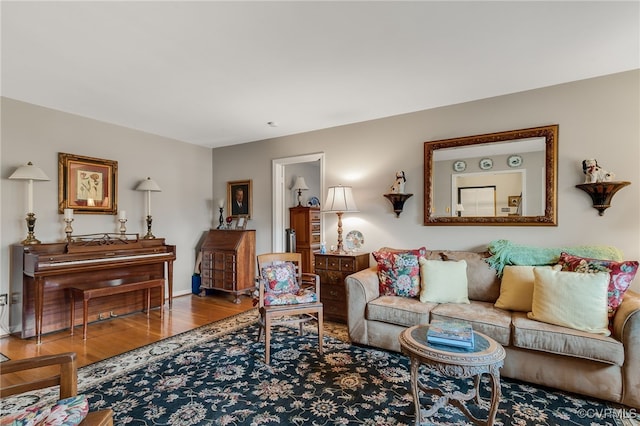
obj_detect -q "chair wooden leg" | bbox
[317,310,324,355]
[264,315,272,364]
[257,312,264,342]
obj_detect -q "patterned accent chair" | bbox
[256,252,323,364]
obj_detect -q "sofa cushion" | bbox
[512,312,624,366]
[430,301,512,346]
[440,251,501,303]
[528,267,610,336]
[494,265,536,312]
[418,258,470,304]
[367,295,436,327]
[557,252,639,321]
[372,250,422,297]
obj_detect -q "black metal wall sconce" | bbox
[384,193,413,217]
[575,181,630,216]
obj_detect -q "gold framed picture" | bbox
[58,153,118,214]
[227,179,252,218]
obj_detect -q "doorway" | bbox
[272,153,325,252]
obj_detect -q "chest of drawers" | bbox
[200,229,255,303]
[314,252,369,323]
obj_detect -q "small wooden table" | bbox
[399,324,505,426]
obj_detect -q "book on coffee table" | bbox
[427,319,475,349]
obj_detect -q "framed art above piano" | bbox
[58,152,118,214]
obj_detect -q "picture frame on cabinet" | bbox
[234,215,249,230]
[58,152,118,214]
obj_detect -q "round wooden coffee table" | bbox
[399,324,506,426]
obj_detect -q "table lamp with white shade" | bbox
[9,162,50,244]
[322,185,358,254]
[135,177,162,239]
[292,176,309,207]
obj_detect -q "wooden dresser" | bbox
[314,252,369,323]
[200,229,256,303]
[289,206,321,273]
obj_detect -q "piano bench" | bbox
[68,279,165,340]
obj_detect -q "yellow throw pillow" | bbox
[418,258,470,304]
[527,267,610,336]
[494,265,536,312]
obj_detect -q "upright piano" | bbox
[11,234,176,343]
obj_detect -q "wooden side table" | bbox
[399,324,506,426]
[314,252,369,323]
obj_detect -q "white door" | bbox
[459,186,496,216]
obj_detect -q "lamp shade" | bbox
[323,185,358,213]
[135,177,162,192]
[9,162,50,181]
[293,176,309,191]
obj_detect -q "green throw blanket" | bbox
[486,239,623,276]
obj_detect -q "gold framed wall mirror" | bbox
[424,125,558,226]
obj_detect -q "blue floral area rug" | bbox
[1,310,630,425]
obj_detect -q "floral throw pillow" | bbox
[261,262,299,295]
[373,248,425,297]
[557,252,638,320]
[42,395,89,426]
[0,395,88,426]
[0,404,51,426]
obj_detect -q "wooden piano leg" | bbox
[35,278,44,344]
[167,261,174,310]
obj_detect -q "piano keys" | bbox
[11,233,176,343]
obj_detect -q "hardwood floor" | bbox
[0,291,255,368]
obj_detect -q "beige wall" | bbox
[213,70,639,291]
[1,98,214,333]
[1,70,638,335]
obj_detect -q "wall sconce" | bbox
[135,177,162,238]
[323,185,358,253]
[292,176,309,207]
[575,181,631,216]
[383,193,413,217]
[9,161,50,244]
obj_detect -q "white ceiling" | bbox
[2,1,638,149]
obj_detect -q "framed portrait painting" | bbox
[227,179,252,219]
[58,153,118,214]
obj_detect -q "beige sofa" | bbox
[345,249,640,409]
